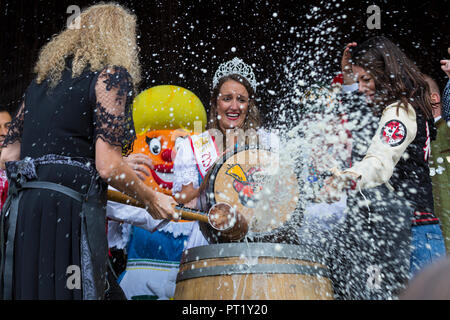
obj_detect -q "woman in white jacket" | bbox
[172,57,280,245]
[324,36,445,299]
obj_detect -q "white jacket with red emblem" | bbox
[343,100,437,225]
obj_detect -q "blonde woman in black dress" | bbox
[0,3,177,300]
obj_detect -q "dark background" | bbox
[1,0,449,126]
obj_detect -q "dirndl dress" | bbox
[0,60,135,300]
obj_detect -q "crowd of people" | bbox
[0,3,449,300]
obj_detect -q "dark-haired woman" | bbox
[324,36,445,299]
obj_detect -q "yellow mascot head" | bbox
[132,85,207,195]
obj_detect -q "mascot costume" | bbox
[107,85,207,300]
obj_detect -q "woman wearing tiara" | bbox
[0,4,177,300]
[172,57,278,246]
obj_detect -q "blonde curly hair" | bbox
[34,2,141,88]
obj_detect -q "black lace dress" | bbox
[1,60,135,299]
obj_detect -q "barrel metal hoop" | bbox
[181,243,325,264]
[176,263,330,283]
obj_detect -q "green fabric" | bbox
[430,118,450,252]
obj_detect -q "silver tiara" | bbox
[212,57,257,92]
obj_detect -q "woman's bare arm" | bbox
[96,135,177,220]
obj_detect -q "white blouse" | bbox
[171,128,277,248]
[172,134,202,197]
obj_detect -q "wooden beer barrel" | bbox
[173,243,334,300]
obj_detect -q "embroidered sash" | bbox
[188,131,220,179]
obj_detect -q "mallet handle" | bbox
[107,189,209,223]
